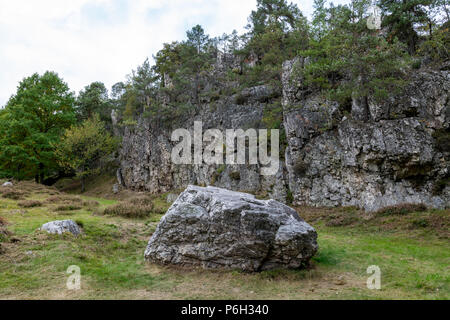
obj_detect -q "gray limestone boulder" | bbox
[40,220,81,236]
[145,185,318,271]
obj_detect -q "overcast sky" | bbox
[0,0,351,107]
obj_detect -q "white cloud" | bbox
[0,0,350,107]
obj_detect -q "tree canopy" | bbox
[54,115,118,192]
[0,72,75,182]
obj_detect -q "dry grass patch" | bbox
[103,202,153,218]
[82,200,100,208]
[375,203,427,216]
[45,195,82,205]
[297,206,363,227]
[17,200,43,208]
[54,204,82,211]
[11,181,59,195]
[0,216,11,251]
[0,188,27,200]
[100,194,155,218]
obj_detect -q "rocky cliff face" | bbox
[118,57,449,212]
[118,81,288,202]
[283,59,449,211]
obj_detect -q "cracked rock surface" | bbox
[145,185,318,271]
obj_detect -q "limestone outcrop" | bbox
[145,185,318,271]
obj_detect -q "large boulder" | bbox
[145,185,318,271]
[2,182,13,187]
[40,220,81,236]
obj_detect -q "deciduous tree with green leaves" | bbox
[54,115,118,192]
[0,72,75,182]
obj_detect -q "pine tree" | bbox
[378,0,433,54]
[76,81,112,124]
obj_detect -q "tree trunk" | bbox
[81,177,86,193]
[37,163,44,184]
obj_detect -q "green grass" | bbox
[0,182,448,299]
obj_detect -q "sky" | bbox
[0,0,351,107]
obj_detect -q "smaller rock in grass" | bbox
[40,220,81,236]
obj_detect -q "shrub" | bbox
[18,200,42,208]
[75,220,84,228]
[1,189,25,200]
[82,200,100,208]
[432,177,450,195]
[411,218,429,229]
[15,181,51,193]
[54,205,82,211]
[234,94,247,105]
[103,202,152,218]
[229,171,241,180]
[46,195,82,205]
[293,158,308,176]
[325,208,359,227]
[375,203,427,216]
[0,217,10,244]
[216,164,226,175]
[433,128,450,153]
[127,196,153,207]
[286,189,294,205]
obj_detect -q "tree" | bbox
[312,0,329,40]
[55,115,118,192]
[186,24,209,53]
[300,1,410,117]
[152,26,215,107]
[239,0,308,88]
[434,0,450,22]
[153,42,184,88]
[247,0,302,35]
[129,59,158,110]
[378,0,433,54]
[0,72,75,182]
[76,81,112,124]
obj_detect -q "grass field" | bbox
[0,180,448,300]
